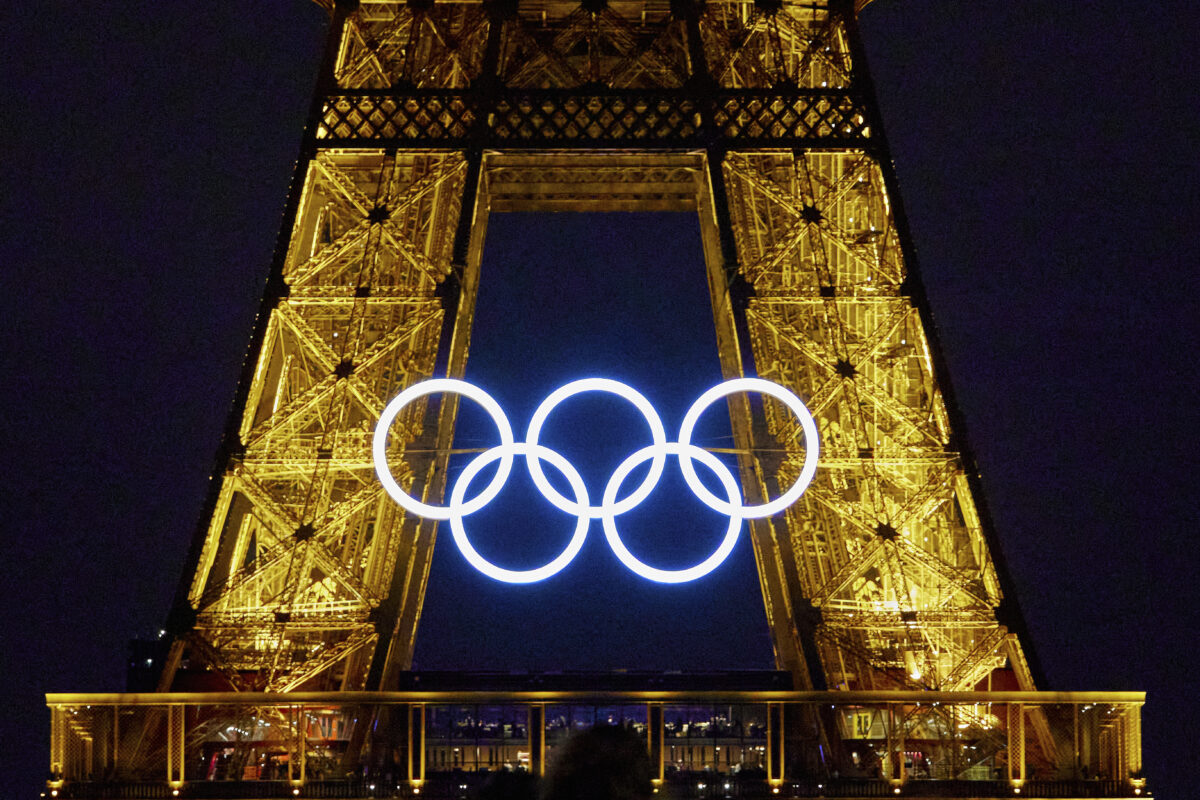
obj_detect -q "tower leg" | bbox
[698,151,821,689]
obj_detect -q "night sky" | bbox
[2,1,1197,797]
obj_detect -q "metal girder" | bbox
[166,147,466,691]
[317,88,870,149]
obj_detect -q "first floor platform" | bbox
[45,682,1147,799]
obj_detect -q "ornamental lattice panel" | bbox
[160,0,1043,717]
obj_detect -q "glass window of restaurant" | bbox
[663,704,767,774]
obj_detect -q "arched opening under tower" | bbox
[413,211,776,672]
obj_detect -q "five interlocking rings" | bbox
[372,378,819,584]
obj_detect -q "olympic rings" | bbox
[450,442,590,584]
[602,442,743,584]
[372,378,515,521]
[678,378,821,519]
[373,377,819,583]
[527,378,667,518]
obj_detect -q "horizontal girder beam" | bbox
[318,88,871,149]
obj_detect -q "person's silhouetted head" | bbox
[541,724,653,800]
[478,769,539,800]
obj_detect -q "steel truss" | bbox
[161,0,1045,752]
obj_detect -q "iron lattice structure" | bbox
[162,0,1043,714]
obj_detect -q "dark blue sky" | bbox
[2,1,1196,796]
[416,211,773,672]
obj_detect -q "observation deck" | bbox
[47,682,1145,799]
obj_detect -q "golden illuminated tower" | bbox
[45,2,1155,794]
[158,0,1041,703]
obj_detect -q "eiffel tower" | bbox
[46,0,1147,796]
[161,0,1039,700]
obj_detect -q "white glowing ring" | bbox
[373,378,515,521]
[373,376,820,583]
[677,377,819,519]
[601,442,744,584]
[450,442,590,584]
[526,378,668,518]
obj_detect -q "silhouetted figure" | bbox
[541,725,653,800]
[479,769,539,800]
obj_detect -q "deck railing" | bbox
[46,690,1146,799]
